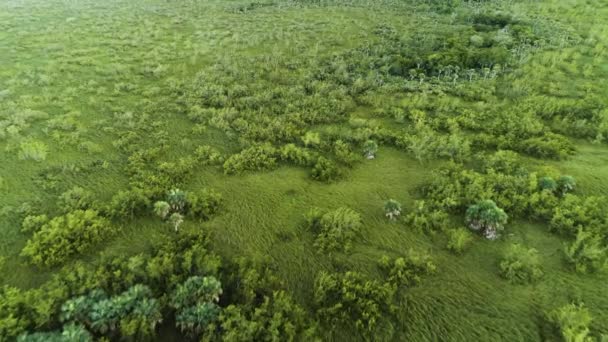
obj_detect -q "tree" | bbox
[363,140,378,159]
[108,188,151,218]
[557,175,576,195]
[384,199,402,221]
[168,213,184,232]
[465,200,508,240]
[167,189,187,213]
[153,201,170,219]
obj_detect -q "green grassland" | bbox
[1,0,608,341]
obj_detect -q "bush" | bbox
[550,195,607,238]
[549,303,594,342]
[499,244,544,284]
[446,227,474,254]
[58,187,93,212]
[557,175,576,195]
[21,210,116,267]
[223,144,278,174]
[564,229,607,274]
[21,214,48,233]
[306,207,362,253]
[311,157,341,182]
[18,140,48,161]
[279,143,315,166]
[194,145,223,165]
[186,189,222,220]
[314,271,395,338]
[378,250,436,288]
[405,200,449,232]
[108,188,151,218]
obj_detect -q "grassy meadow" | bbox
[1,0,608,341]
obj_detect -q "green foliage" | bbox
[20,214,48,233]
[58,187,93,213]
[314,271,395,338]
[564,229,608,274]
[172,276,222,336]
[153,201,170,219]
[18,140,48,161]
[379,250,436,289]
[186,189,222,220]
[21,210,115,267]
[223,144,278,174]
[306,207,362,253]
[499,244,544,284]
[466,200,508,239]
[549,303,595,342]
[60,285,162,339]
[17,323,92,342]
[557,175,576,195]
[384,199,402,221]
[194,145,223,165]
[446,227,474,254]
[550,195,608,237]
[405,200,449,232]
[310,157,341,182]
[108,188,151,219]
[539,176,558,192]
[362,139,378,159]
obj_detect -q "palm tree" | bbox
[466,200,508,240]
[153,201,171,219]
[384,199,402,221]
[363,140,378,159]
[168,213,184,232]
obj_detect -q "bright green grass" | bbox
[1,0,608,340]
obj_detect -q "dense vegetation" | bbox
[1,0,608,340]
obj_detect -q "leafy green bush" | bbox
[549,303,594,342]
[550,195,607,237]
[17,323,92,342]
[564,229,607,274]
[446,227,474,254]
[21,210,115,267]
[499,244,544,284]
[18,140,48,161]
[405,200,450,232]
[379,250,436,288]
[194,145,223,165]
[20,214,48,233]
[223,144,278,174]
[314,271,395,338]
[58,187,93,212]
[311,157,341,182]
[186,189,222,220]
[306,207,362,253]
[108,188,151,218]
[557,175,576,195]
[279,143,316,166]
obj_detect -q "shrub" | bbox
[405,200,449,232]
[21,214,48,233]
[314,271,395,338]
[466,200,508,240]
[550,195,607,237]
[279,143,315,166]
[194,145,223,165]
[186,189,222,220]
[549,303,594,342]
[538,176,558,192]
[564,229,607,274]
[499,244,544,284]
[306,207,362,253]
[58,187,93,212]
[153,201,170,219]
[446,227,474,254]
[311,157,341,182]
[334,140,359,165]
[108,188,151,218]
[21,210,115,267]
[18,140,48,161]
[223,144,278,174]
[379,250,436,288]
